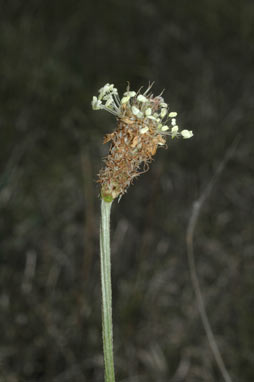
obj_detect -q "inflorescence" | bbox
[92,83,193,201]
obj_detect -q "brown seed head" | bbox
[98,115,166,200]
[91,83,193,201]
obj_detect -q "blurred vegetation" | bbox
[0,0,253,381]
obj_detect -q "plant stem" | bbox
[100,199,115,382]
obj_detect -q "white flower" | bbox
[132,106,140,115]
[140,126,149,134]
[98,83,113,100]
[121,91,136,104]
[105,97,113,107]
[124,91,136,97]
[160,108,168,118]
[147,115,157,121]
[98,83,110,94]
[92,83,121,115]
[121,96,130,104]
[181,130,193,139]
[171,125,179,138]
[91,96,102,110]
[137,94,148,103]
[145,107,152,116]
[92,83,194,141]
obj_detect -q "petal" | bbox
[140,126,149,134]
[91,96,102,110]
[124,91,136,98]
[171,126,179,133]
[105,97,113,107]
[121,96,130,104]
[147,115,157,121]
[132,106,140,115]
[145,107,152,116]
[137,94,148,102]
[181,130,193,139]
[160,108,167,118]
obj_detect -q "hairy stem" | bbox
[100,199,115,382]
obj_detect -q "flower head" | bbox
[92,83,193,201]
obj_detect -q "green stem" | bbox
[100,199,116,382]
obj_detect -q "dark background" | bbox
[0,0,253,381]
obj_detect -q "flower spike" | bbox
[92,83,193,200]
